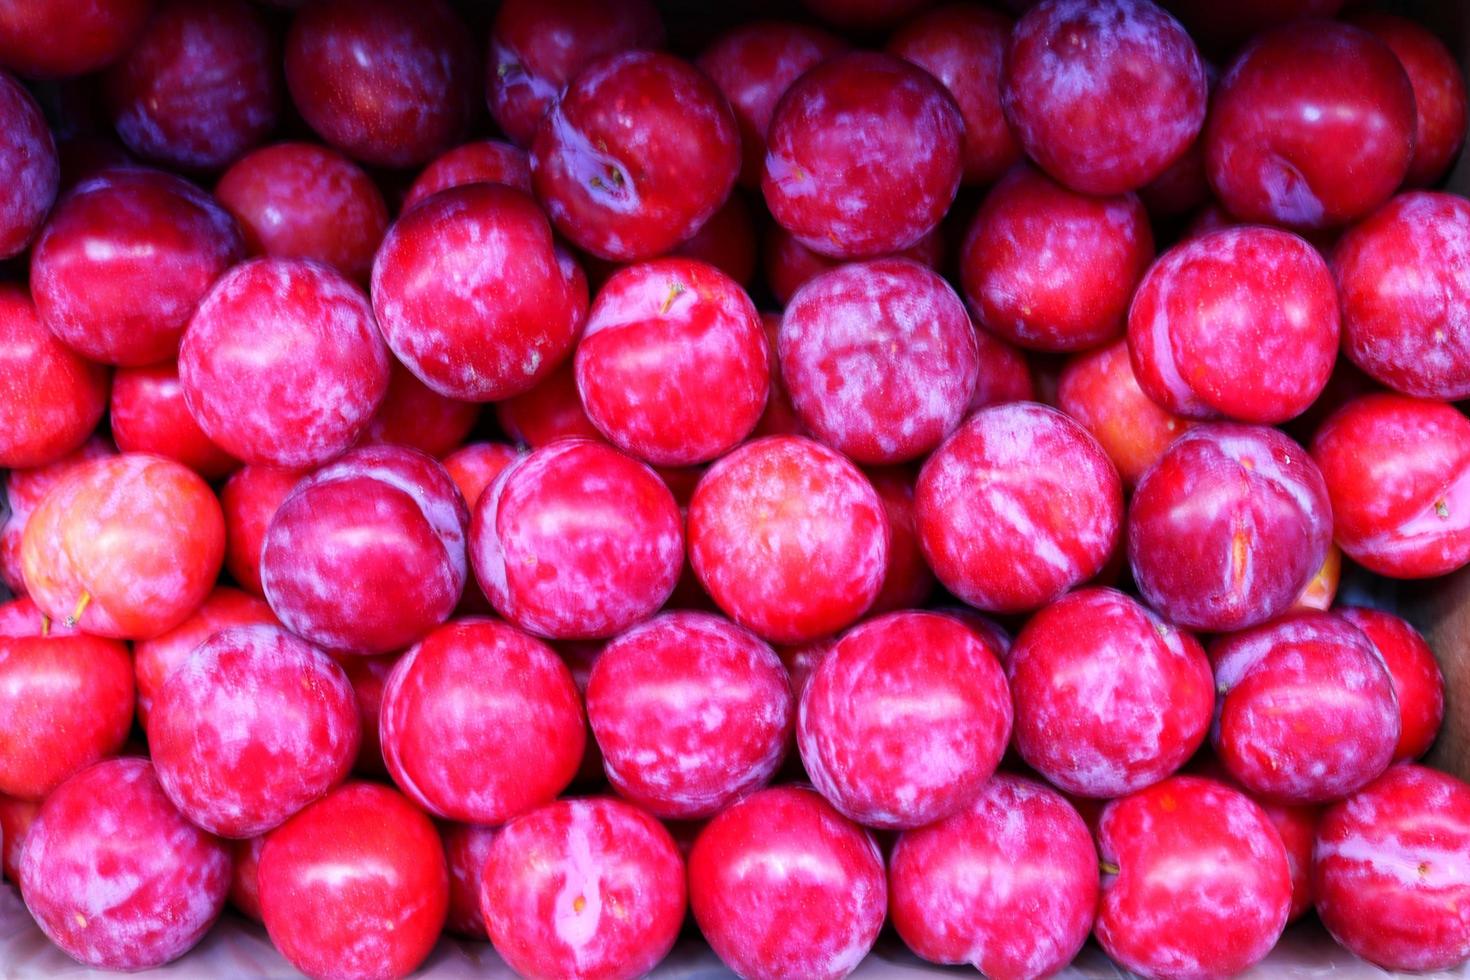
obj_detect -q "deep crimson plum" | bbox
[337,651,397,776]
[1137,62,1216,218]
[915,402,1122,614]
[0,597,133,800]
[1311,394,1470,578]
[586,612,791,819]
[1337,606,1445,762]
[20,758,231,971]
[0,0,151,78]
[0,286,108,470]
[866,467,936,615]
[219,464,304,597]
[285,0,475,168]
[481,797,685,980]
[149,624,358,838]
[968,328,1037,413]
[0,795,39,883]
[442,443,520,510]
[1128,424,1332,632]
[486,0,665,148]
[763,51,962,259]
[216,142,387,284]
[1204,22,1415,229]
[763,222,943,308]
[1003,0,1206,195]
[669,192,758,288]
[21,454,224,639]
[104,0,278,170]
[889,774,1097,978]
[0,72,58,257]
[690,786,885,980]
[181,258,389,466]
[1352,13,1468,188]
[470,440,682,640]
[132,586,277,727]
[531,51,739,262]
[228,835,264,922]
[0,436,113,595]
[1314,765,1470,972]
[697,20,845,188]
[372,183,587,402]
[1095,776,1292,979]
[110,361,237,479]
[688,436,888,644]
[1128,226,1338,422]
[799,611,1010,829]
[257,782,448,980]
[403,140,532,209]
[262,445,469,655]
[494,360,604,448]
[358,361,479,459]
[441,822,496,939]
[31,167,244,366]
[779,258,978,464]
[800,0,933,30]
[1211,612,1398,805]
[575,258,767,466]
[1334,193,1470,401]
[380,618,583,824]
[960,165,1153,353]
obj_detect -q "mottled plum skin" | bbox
[763,51,962,259]
[0,0,152,78]
[698,21,845,188]
[285,0,474,168]
[866,467,936,614]
[104,0,279,171]
[495,361,604,448]
[1009,588,1211,799]
[1204,22,1415,229]
[0,286,108,470]
[1314,765,1470,972]
[21,454,224,640]
[0,598,133,800]
[0,72,58,257]
[689,436,888,644]
[1311,394,1470,579]
[31,168,244,366]
[779,258,977,464]
[471,440,682,640]
[228,836,265,921]
[442,823,497,939]
[20,759,231,971]
[1128,424,1332,632]
[0,436,114,594]
[262,445,469,655]
[576,258,768,466]
[689,787,886,980]
[1128,226,1338,423]
[1002,0,1206,195]
[1057,338,1188,489]
[111,361,237,479]
[1096,776,1292,980]
[380,619,583,824]
[889,774,1097,979]
[372,183,587,403]
[531,51,739,262]
[404,140,532,209]
[799,611,1011,829]
[586,612,791,819]
[216,142,387,284]
[358,361,479,459]
[1337,607,1444,762]
[219,465,304,597]
[1334,193,1470,401]
[916,402,1122,614]
[481,798,685,980]
[181,258,390,466]
[258,783,449,980]
[487,0,665,148]
[1211,612,1398,805]
[960,165,1153,352]
[763,222,944,308]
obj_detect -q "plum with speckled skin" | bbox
[1337,607,1444,762]
[1096,776,1292,980]
[380,618,583,824]
[111,361,237,479]
[1314,765,1470,972]
[404,141,532,209]
[262,445,468,656]
[372,183,587,403]
[763,51,962,260]
[358,361,479,459]
[1128,424,1331,632]
[890,773,1097,979]
[1211,611,1399,805]
[31,167,243,366]
[219,465,304,598]
[20,758,231,971]
[0,0,151,78]
[916,402,1122,614]
[0,436,114,595]
[258,782,448,980]
[690,786,885,980]
[0,287,108,471]
[587,612,791,819]
[0,72,58,257]
[441,823,497,939]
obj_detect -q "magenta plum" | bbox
[442,823,497,940]
[495,360,604,448]
[403,140,532,209]
[0,71,58,258]
[1337,606,1445,762]
[358,360,479,459]
[866,466,937,615]
[763,222,944,309]
[337,652,397,776]
[219,464,304,597]
[668,192,758,289]
[110,361,237,479]
[228,836,264,922]
[0,0,152,78]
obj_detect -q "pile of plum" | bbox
[1,0,1469,977]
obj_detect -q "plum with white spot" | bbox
[0,287,108,471]
[1337,606,1445,762]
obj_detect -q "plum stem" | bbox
[40,614,50,637]
[64,590,91,628]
